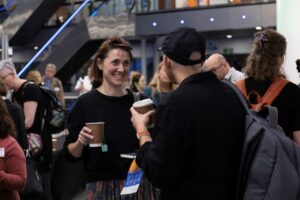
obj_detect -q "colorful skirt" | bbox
[86,178,160,200]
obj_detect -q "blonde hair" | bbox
[26,70,42,85]
[149,62,174,93]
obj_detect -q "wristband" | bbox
[136,130,150,139]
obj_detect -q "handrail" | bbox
[17,0,92,77]
[0,0,15,12]
[90,0,107,17]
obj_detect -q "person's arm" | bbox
[64,97,93,161]
[67,126,94,158]
[293,131,300,145]
[131,102,187,188]
[74,78,82,92]
[0,139,26,191]
[9,104,28,150]
[23,101,38,129]
[58,80,65,106]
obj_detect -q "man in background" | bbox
[203,53,245,83]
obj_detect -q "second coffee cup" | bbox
[85,122,105,147]
[133,98,154,127]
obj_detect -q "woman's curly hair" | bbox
[245,29,287,81]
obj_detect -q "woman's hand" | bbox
[130,107,154,132]
[77,126,94,146]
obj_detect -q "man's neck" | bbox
[176,67,201,84]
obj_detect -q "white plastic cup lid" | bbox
[133,98,154,108]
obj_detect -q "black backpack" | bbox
[23,82,67,134]
[223,80,300,200]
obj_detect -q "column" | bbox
[141,38,147,80]
[277,0,300,84]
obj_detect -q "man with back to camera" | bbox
[130,27,245,199]
[203,53,245,83]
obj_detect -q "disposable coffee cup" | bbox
[133,98,154,128]
[85,122,105,148]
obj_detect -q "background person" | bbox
[130,72,147,93]
[0,60,50,200]
[296,59,300,87]
[0,97,27,200]
[64,36,156,200]
[236,29,300,143]
[203,53,245,83]
[0,78,28,151]
[130,27,245,200]
[144,61,176,106]
[74,66,93,95]
[42,63,64,104]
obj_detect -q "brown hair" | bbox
[0,97,16,138]
[245,29,287,81]
[0,78,8,96]
[92,36,133,88]
[130,73,142,92]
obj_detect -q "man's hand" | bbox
[130,107,154,132]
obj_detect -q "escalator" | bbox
[2,0,65,46]
[34,13,135,83]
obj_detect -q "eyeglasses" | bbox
[212,63,225,72]
[0,73,13,80]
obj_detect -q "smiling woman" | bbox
[64,36,157,200]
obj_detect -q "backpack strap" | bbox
[235,80,247,98]
[262,77,289,106]
[235,80,263,111]
[235,78,289,111]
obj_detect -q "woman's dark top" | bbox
[64,89,139,183]
[244,77,300,138]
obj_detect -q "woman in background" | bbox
[0,97,27,200]
[144,62,175,106]
[235,29,300,143]
[0,78,28,151]
[130,72,147,93]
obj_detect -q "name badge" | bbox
[120,159,143,195]
[0,148,5,157]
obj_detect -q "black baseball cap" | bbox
[162,27,206,66]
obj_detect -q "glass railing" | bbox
[0,0,17,23]
[45,0,276,26]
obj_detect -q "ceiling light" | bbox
[34,46,39,50]
[255,26,262,30]
[210,17,214,22]
[242,15,246,19]
[152,22,157,27]
[226,35,232,39]
[180,20,185,24]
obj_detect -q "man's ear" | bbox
[163,55,171,70]
[97,58,103,70]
